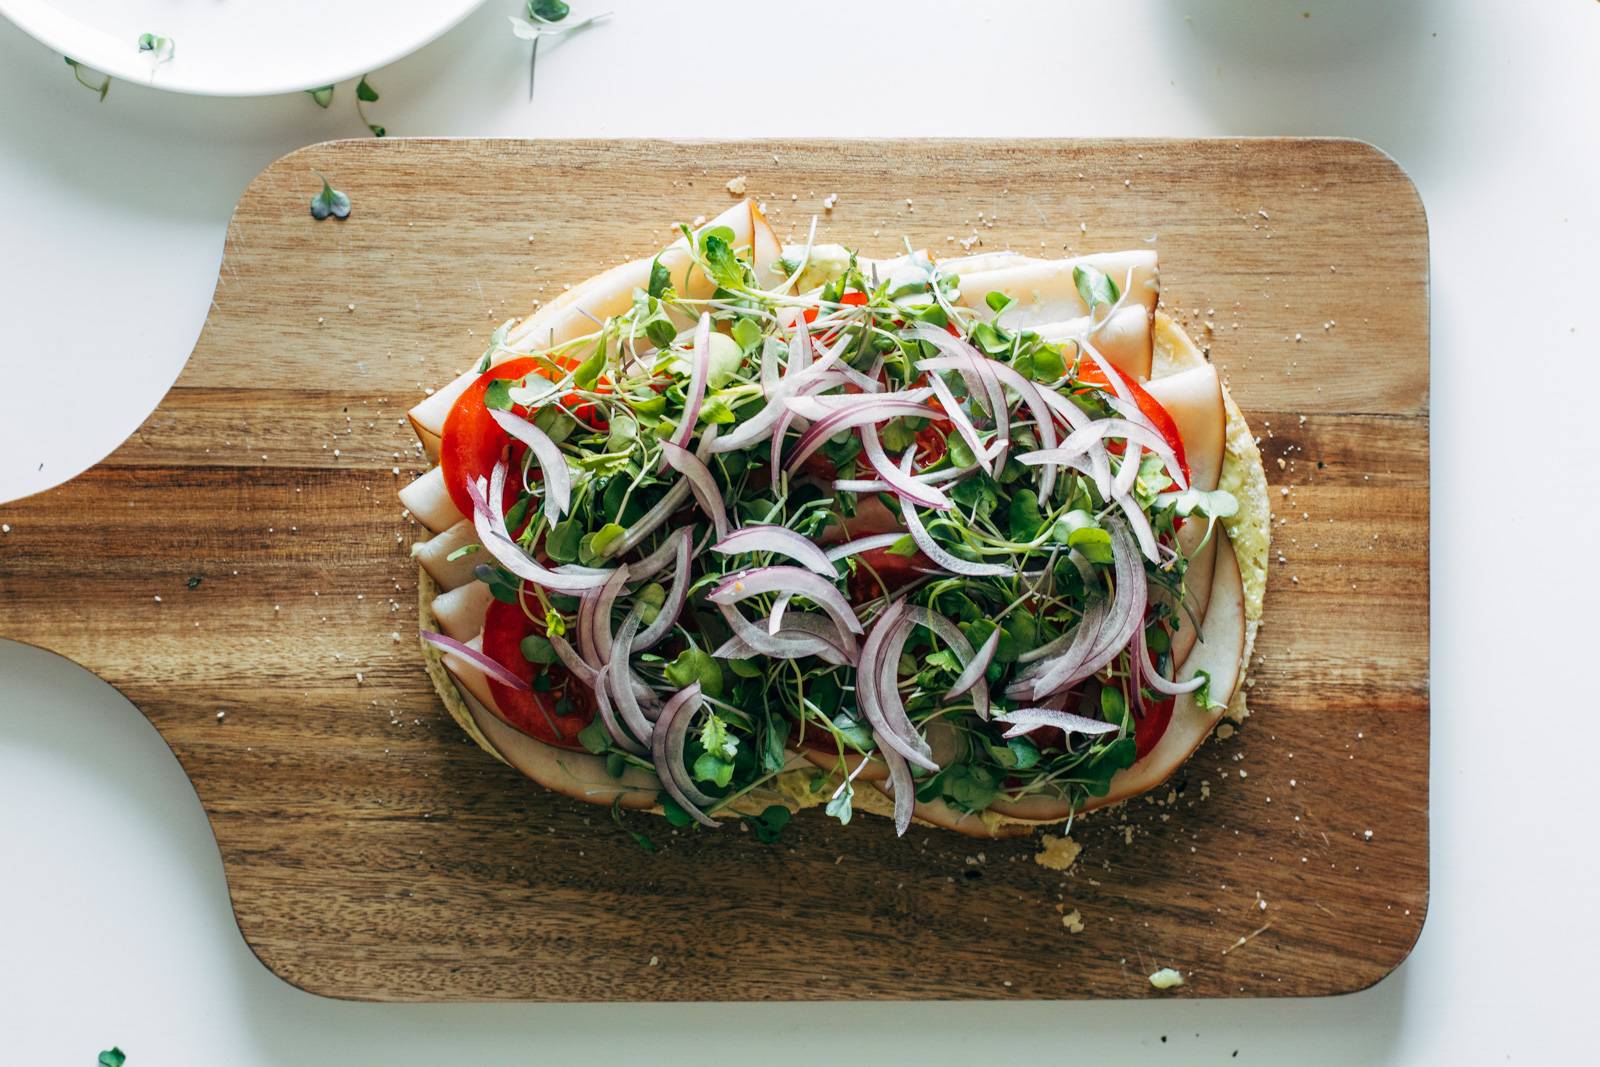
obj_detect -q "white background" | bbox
[2,1,1596,1063]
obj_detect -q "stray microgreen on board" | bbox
[308,171,351,221]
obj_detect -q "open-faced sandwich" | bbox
[398,200,1268,839]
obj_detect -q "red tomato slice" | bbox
[846,545,931,603]
[439,356,545,519]
[480,596,595,749]
[440,355,610,519]
[1075,364,1190,486]
[1134,694,1175,760]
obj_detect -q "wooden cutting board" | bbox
[0,139,1428,1001]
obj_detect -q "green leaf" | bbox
[605,752,626,778]
[520,633,557,665]
[544,518,582,563]
[580,522,626,564]
[700,232,746,290]
[1194,669,1228,712]
[910,303,948,328]
[938,762,1000,813]
[577,717,610,755]
[692,752,735,788]
[946,430,977,469]
[731,316,763,353]
[186,576,203,590]
[483,377,515,411]
[666,648,724,699]
[1008,488,1044,541]
[761,716,790,772]
[307,85,334,108]
[98,1051,126,1067]
[645,316,677,350]
[136,34,174,61]
[1052,510,1114,563]
[368,124,387,138]
[829,712,873,752]
[1006,735,1042,770]
[879,416,919,453]
[611,799,657,853]
[1073,264,1120,311]
[647,257,671,299]
[1160,487,1239,520]
[1031,342,1066,381]
[572,336,608,391]
[726,656,761,679]
[825,779,855,825]
[970,320,1011,356]
[949,474,999,522]
[698,395,737,424]
[474,563,520,605]
[528,0,571,20]
[1100,681,1128,726]
[606,410,639,452]
[356,76,380,102]
[660,794,694,827]
[744,804,791,843]
[985,290,1015,314]
[883,534,918,558]
[308,172,351,221]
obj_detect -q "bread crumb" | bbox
[1149,967,1185,990]
[725,175,747,196]
[1062,909,1085,933]
[1033,833,1082,871]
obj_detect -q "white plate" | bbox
[0,0,487,97]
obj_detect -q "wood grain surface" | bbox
[0,139,1429,1001]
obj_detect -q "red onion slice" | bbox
[1007,599,1106,698]
[945,623,1000,715]
[1023,520,1146,699]
[784,397,942,474]
[874,729,916,837]
[925,371,997,471]
[854,602,938,772]
[663,312,711,464]
[713,605,854,666]
[420,630,529,691]
[652,682,719,827]
[628,525,694,583]
[1113,443,1143,499]
[607,611,656,744]
[1117,494,1160,563]
[634,529,693,651]
[709,369,847,454]
[708,566,864,638]
[897,452,1014,578]
[549,631,598,687]
[589,564,632,665]
[713,524,839,577]
[660,439,729,541]
[833,463,977,495]
[592,665,647,756]
[823,532,908,562]
[859,424,953,510]
[993,707,1121,740]
[605,478,690,559]
[488,408,571,524]
[1136,624,1206,697]
[767,591,794,634]
[470,469,613,594]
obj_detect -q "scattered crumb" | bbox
[725,175,747,196]
[1149,968,1185,990]
[1033,833,1082,871]
[823,193,839,210]
[1062,909,1085,934]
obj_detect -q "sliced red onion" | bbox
[784,397,942,474]
[1117,494,1160,563]
[854,602,938,772]
[592,665,647,756]
[874,729,915,837]
[907,326,1005,422]
[713,605,853,666]
[607,611,656,744]
[634,529,692,651]
[925,371,996,471]
[858,423,953,510]
[713,524,838,577]
[1137,623,1206,697]
[1023,520,1146,699]
[1080,337,1137,407]
[1019,421,1184,492]
[767,591,794,634]
[890,604,992,721]
[993,707,1121,740]
[576,589,599,668]
[549,631,598,687]
[628,525,693,583]
[1113,443,1143,499]
[663,312,711,464]
[946,623,1000,714]
[709,369,847,454]
[652,682,719,827]
[420,630,529,691]
[832,463,977,495]
[660,439,729,541]
[1007,599,1106,697]
[709,566,864,639]
[760,336,782,392]
[823,532,908,562]
[982,358,1060,499]
[470,469,613,594]
[897,452,1014,578]
[488,408,571,523]
[589,564,632,665]
[788,316,814,375]
[783,386,933,422]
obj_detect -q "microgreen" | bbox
[65,57,111,101]
[355,75,385,137]
[825,779,855,825]
[307,85,334,108]
[744,804,791,843]
[99,1051,126,1067]
[1073,264,1120,310]
[136,33,175,64]
[308,171,350,221]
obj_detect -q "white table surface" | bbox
[3,1,1596,1063]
